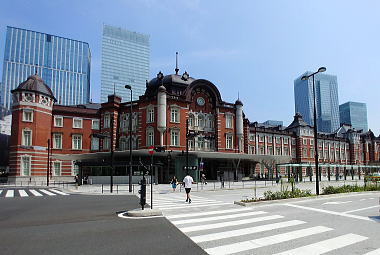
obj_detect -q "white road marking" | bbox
[29,189,43,196]
[284,203,372,221]
[360,198,367,201]
[172,211,267,225]
[343,205,380,214]
[180,214,284,233]
[18,190,29,197]
[369,198,375,200]
[50,189,69,195]
[192,220,306,243]
[151,199,217,206]
[5,190,14,197]
[0,190,3,195]
[205,226,332,255]
[39,189,56,196]
[323,201,352,205]
[274,233,367,255]
[166,207,253,219]
[157,202,231,210]
[363,248,380,255]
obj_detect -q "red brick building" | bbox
[8,73,380,183]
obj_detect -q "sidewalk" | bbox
[64,177,366,198]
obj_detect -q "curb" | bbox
[126,208,163,217]
[234,190,380,207]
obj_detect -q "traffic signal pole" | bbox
[151,154,153,209]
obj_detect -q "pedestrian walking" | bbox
[183,173,194,203]
[201,173,207,185]
[170,176,178,192]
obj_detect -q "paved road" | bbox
[0,193,205,255]
[154,191,380,254]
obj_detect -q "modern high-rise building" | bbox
[101,24,150,102]
[263,120,283,127]
[294,72,340,133]
[339,101,368,132]
[1,26,91,109]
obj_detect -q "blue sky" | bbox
[1,0,379,134]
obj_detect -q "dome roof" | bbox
[235,99,243,106]
[11,74,56,101]
[145,73,195,97]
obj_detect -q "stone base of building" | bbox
[6,176,74,185]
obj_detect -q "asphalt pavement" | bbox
[0,190,206,255]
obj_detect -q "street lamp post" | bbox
[301,67,326,195]
[125,85,133,192]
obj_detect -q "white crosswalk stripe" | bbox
[29,189,43,196]
[172,210,267,225]
[158,192,375,255]
[274,233,368,255]
[50,189,69,195]
[0,189,69,198]
[205,226,332,255]
[191,220,306,243]
[179,214,284,233]
[38,189,57,196]
[363,248,380,255]
[18,190,29,197]
[5,190,14,197]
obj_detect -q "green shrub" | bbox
[263,188,313,200]
[322,184,380,195]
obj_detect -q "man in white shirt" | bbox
[183,173,194,203]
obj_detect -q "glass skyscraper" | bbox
[339,101,368,132]
[294,72,340,133]
[101,24,149,102]
[1,26,91,109]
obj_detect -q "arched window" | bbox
[198,114,204,129]
[146,127,154,146]
[188,114,194,128]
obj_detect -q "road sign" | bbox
[183,166,198,170]
[148,145,154,155]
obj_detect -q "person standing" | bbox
[170,176,178,192]
[183,173,194,203]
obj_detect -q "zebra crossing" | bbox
[0,188,70,198]
[152,193,378,255]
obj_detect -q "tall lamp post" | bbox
[301,67,326,195]
[125,85,133,192]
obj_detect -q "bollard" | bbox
[138,178,147,210]
[102,184,103,194]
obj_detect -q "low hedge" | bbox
[242,188,313,202]
[322,184,380,194]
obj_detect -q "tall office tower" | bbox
[101,24,150,102]
[1,26,91,109]
[294,72,340,133]
[339,101,368,132]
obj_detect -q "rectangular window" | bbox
[22,130,32,146]
[259,135,264,142]
[260,146,265,155]
[276,147,281,155]
[171,108,179,123]
[226,135,233,149]
[303,148,308,158]
[284,147,289,156]
[53,133,62,149]
[22,110,33,122]
[72,161,79,176]
[146,129,154,146]
[104,114,110,128]
[72,135,82,150]
[21,156,31,176]
[54,116,63,127]
[170,130,179,146]
[225,114,233,128]
[284,138,289,144]
[303,139,307,145]
[292,139,296,145]
[310,139,314,145]
[73,118,82,128]
[310,149,314,157]
[103,137,110,150]
[276,137,281,144]
[147,108,154,123]
[268,146,273,155]
[292,148,296,157]
[91,137,99,150]
[92,119,100,130]
[53,161,61,176]
[268,136,273,143]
